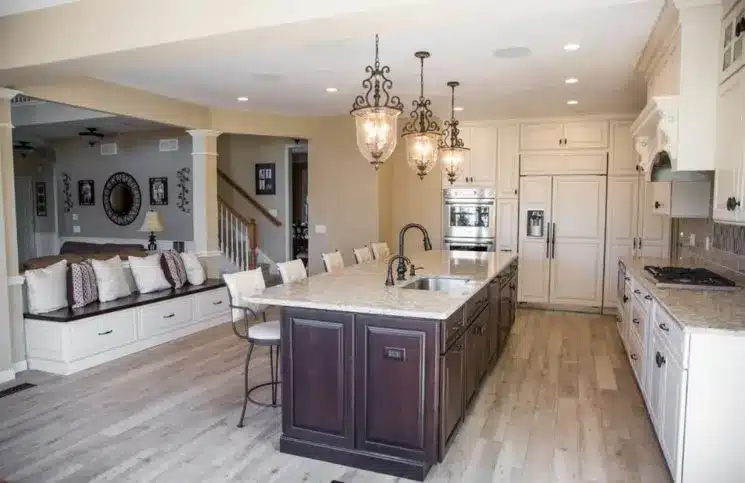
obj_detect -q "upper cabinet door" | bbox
[651,182,672,216]
[520,123,564,151]
[468,125,498,185]
[496,124,519,197]
[721,0,745,84]
[714,71,745,222]
[609,121,639,176]
[563,121,609,150]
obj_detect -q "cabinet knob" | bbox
[654,201,661,209]
[623,295,629,303]
[659,323,670,332]
[655,351,666,368]
[632,318,640,325]
[630,353,638,361]
[644,295,652,301]
[634,289,641,294]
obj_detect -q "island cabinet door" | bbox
[488,279,501,360]
[354,315,439,464]
[281,308,355,448]
[439,335,465,460]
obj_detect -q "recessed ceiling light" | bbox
[567,100,579,105]
[564,43,580,52]
[237,96,249,102]
[325,87,338,93]
[492,46,531,59]
[454,106,464,112]
[565,77,579,84]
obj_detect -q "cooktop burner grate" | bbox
[644,265,736,287]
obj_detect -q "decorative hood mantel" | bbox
[630,0,721,174]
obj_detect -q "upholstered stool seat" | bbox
[248,320,280,341]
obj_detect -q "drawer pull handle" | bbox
[98,329,113,336]
[633,289,641,294]
[630,353,638,361]
[624,276,631,281]
[212,301,223,305]
[655,351,666,368]
[164,313,176,319]
[632,318,640,325]
[659,323,669,332]
[623,295,628,303]
[644,295,652,301]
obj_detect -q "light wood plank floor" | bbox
[0,310,671,483]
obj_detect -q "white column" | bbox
[187,129,221,255]
[0,88,20,382]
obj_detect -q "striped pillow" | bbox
[66,260,99,309]
[160,250,188,288]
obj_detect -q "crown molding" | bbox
[635,1,681,80]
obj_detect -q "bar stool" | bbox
[277,259,308,283]
[223,268,281,428]
[353,246,374,264]
[322,250,345,273]
[370,242,390,261]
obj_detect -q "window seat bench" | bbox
[23,279,230,375]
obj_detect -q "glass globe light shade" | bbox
[352,106,401,170]
[439,146,468,184]
[404,131,440,180]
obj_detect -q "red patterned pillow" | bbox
[160,250,188,288]
[66,260,99,309]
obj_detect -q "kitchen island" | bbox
[242,250,518,480]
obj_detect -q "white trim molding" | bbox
[0,87,22,100]
[13,360,28,372]
[8,275,24,286]
[0,369,16,384]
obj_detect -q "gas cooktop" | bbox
[644,265,738,291]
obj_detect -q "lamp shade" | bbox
[139,210,164,232]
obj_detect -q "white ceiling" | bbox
[13,115,170,143]
[3,0,662,120]
[0,0,81,17]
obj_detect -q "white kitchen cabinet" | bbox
[648,332,666,430]
[609,121,639,175]
[650,181,712,218]
[639,180,671,258]
[714,70,745,222]
[518,176,552,304]
[443,125,497,186]
[496,124,519,198]
[520,121,608,151]
[721,0,745,83]
[520,152,607,176]
[661,352,685,477]
[496,198,518,255]
[604,176,639,309]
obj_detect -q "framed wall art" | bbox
[255,163,276,195]
[149,177,168,205]
[78,179,95,206]
[35,182,47,217]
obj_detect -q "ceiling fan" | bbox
[13,140,35,158]
[78,127,104,146]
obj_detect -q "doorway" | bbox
[287,147,308,265]
[15,176,37,264]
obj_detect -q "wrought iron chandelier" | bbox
[439,81,469,184]
[401,51,441,180]
[350,34,404,171]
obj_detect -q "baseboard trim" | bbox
[27,315,230,376]
[517,302,604,315]
[12,360,28,372]
[0,369,16,384]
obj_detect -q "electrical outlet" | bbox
[315,225,327,234]
[73,225,81,233]
[72,213,79,221]
[689,233,696,247]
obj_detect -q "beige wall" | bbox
[377,158,394,250]
[218,134,296,263]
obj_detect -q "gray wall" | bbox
[54,129,193,242]
[218,134,295,263]
[13,149,55,233]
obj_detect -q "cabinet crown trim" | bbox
[631,96,678,172]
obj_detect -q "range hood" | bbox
[648,150,712,182]
[630,0,721,175]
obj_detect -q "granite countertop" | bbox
[241,250,517,320]
[621,256,745,333]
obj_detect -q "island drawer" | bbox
[442,307,465,351]
[652,303,687,367]
[465,286,489,323]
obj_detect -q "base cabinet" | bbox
[440,340,465,449]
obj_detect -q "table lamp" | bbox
[139,210,164,251]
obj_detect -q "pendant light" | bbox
[350,34,404,171]
[439,81,469,184]
[401,51,441,180]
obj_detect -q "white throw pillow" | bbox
[91,256,133,302]
[180,252,206,286]
[128,253,172,294]
[25,259,68,314]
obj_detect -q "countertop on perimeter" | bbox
[241,250,517,320]
[621,256,745,333]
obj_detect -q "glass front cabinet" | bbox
[722,0,745,83]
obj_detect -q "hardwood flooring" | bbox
[0,309,671,482]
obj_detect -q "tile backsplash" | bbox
[676,218,745,275]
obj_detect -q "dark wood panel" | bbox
[281,307,354,448]
[439,335,465,460]
[441,306,465,353]
[355,315,438,464]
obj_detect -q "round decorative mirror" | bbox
[102,172,141,226]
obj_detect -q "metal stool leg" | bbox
[237,341,255,428]
[269,346,276,407]
[273,345,281,407]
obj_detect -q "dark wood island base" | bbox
[279,259,518,480]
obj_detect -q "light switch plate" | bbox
[73,226,81,233]
[269,208,278,217]
[315,225,327,234]
[72,214,79,221]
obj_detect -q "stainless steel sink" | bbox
[401,276,472,292]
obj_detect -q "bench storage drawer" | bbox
[196,287,230,320]
[139,298,194,338]
[67,310,137,361]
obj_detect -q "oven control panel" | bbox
[443,188,495,200]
